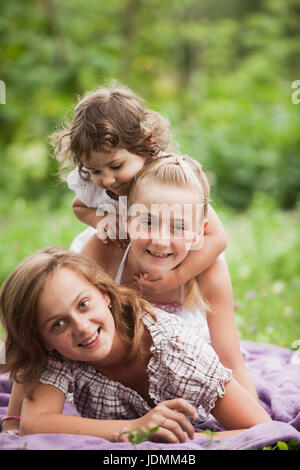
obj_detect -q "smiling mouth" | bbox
[111,183,126,192]
[79,328,101,347]
[146,249,173,259]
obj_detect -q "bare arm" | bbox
[20,383,134,440]
[21,384,198,443]
[195,378,270,439]
[73,198,128,248]
[198,256,258,400]
[1,381,24,434]
[72,197,101,228]
[211,378,270,429]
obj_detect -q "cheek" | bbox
[172,240,190,261]
[130,237,148,255]
[127,159,145,178]
[128,219,151,243]
[90,174,102,186]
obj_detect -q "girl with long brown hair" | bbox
[0,247,270,442]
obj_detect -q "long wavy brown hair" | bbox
[0,246,156,397]
[51,81,177,181]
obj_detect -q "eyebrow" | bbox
[43,291,87,328]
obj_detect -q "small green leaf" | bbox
[148,426,159,434]
[276,441,289,450]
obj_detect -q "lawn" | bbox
[0,191,299,350]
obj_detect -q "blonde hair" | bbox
[128,154,211,314]
[0,247,156,398]
[51,82,177,181]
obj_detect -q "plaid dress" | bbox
[40,309,232,425]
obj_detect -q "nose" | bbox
[102,171,116,188]
[150,234,171,248]
[71,313,90,337]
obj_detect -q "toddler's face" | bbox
[83,148,145,196]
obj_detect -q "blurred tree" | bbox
[0,0,299,208]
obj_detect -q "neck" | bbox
[91,330,128,372]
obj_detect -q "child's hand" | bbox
[132,271,179,295]
[1,419,20,435]
[131,399,197,443]
[96,214,129,249]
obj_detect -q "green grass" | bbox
[220,193,300,348]
[0,191,299,349]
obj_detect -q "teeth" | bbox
[149,251,170,258]
[80,330,99,346]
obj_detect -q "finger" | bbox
[112,428,130,443]
[162,398,198,420]
[133,277,147,287]
[110,239,121,248]
[119,428,130,442]
[158,411,195,441]
[148,427,182,444]
[146,274,162,282]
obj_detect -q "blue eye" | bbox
[141,219,151,226]
[174,225,184,232]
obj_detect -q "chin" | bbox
[146,265,171,276]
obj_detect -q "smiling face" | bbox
[82,148,145,196]
[128,181,206,277]
[36,268,120,367]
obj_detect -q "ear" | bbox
[43,341,54,353]
[204,219,208,232]
[103,292,112,308]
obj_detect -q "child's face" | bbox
[36,268,117,368]
[82,148,145,196]
[128,182,205,277]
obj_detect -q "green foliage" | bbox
[121,426,159,447]
[1,0,300,209]
[262,439,300,450]
[220,193,300,347]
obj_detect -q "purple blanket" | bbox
[1,341,299,450]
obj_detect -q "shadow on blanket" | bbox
[1,340,299,450]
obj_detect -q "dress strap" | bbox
[114,243,131,284]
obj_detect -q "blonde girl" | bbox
[0,247,269,442]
